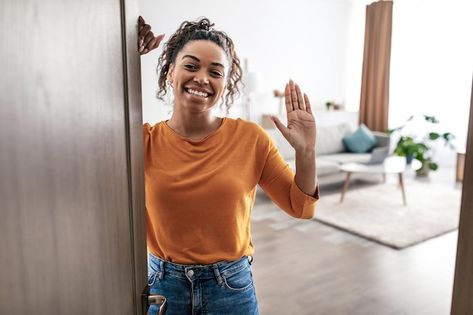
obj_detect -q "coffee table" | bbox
[339,156,421,205]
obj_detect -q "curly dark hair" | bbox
[156,17,243,115]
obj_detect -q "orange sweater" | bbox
[143,117,319,264]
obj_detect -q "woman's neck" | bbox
[166,111,222,139]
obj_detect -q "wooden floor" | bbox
[251,167,461,315]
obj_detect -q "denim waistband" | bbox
[148,253,253,286]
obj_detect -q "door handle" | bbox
[142,285,167,315]
[148,294,167,315]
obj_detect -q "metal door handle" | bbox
[142,285,167,315]
[148,294,167,315]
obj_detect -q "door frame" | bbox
[451,76,473,313]
[120,0,147,313]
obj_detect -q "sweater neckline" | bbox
[163,117,227,143]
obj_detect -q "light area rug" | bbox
[313,180,462,249]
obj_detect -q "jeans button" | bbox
[187,269,194,277]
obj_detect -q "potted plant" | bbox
[325,101,344,111]
[388,115,455,176]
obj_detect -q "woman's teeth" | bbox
[187,88,208,98]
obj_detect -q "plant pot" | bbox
[405,154,414,164]
[416,162,430,177]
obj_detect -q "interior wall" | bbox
[139,0,356,125]
[389,0,473,166]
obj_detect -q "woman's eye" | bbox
[184,64,197,70]
[211,71,223,77]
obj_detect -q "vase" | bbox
[416,162,430,177]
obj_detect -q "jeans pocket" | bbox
[222,266,253,291]
[148,264,161,287]
[148,271,160,287]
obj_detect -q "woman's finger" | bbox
[304,93,313,115]
[290,80,298,110]
[140,34,164,55]
[295,84,305,111]
[138,16,145,31]
[145,37,157,51]
[284,83,293,112]
[138,24,151,38]
[152,34,165,50]
[144,32,155,47]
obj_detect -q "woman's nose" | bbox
[193,72,209,84]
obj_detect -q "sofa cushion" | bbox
[342,124,377,153]
[322,153,372,165]
[316,124,353,155]
[316,159,342,176]
[286,158,341,176]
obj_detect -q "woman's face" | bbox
[167,40,230,113]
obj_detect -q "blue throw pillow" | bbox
[342,124,377,153]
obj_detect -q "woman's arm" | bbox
[295,148,317,196]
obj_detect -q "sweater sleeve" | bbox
[257,128,320,219]
[143,123,151,140]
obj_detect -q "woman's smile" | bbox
[183,85,214,100]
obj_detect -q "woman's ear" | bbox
[167,64,175,85]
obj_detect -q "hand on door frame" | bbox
[138,16,164,55]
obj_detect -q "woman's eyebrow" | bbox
[182,55,225,69]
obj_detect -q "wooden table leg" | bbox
[340,172,352,203]
[398,173,407,206]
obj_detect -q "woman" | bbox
[139,16,319,315]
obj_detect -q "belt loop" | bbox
[212,264,223,285]
[248,255,254,265]
[159,260,165,279]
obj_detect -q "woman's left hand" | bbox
[271,80,316,152]
[138,16,165,55]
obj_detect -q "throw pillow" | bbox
[342,124,377,153]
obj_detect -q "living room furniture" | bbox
[264,122,391,188]
[339,156,421,205]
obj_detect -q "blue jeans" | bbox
[147,253,259,315]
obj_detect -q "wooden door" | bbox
[0,0,147,314]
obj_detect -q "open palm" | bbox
[272,80,316,151]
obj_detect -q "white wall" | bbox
[389,0,473,166]
[139,0,356,125]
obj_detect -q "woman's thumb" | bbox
[271,116,289,138]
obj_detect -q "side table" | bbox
[339,156,421,206]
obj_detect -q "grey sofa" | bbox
[264,123,391,187]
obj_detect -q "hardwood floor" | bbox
[251,167,461,315]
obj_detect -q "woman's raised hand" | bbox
[271,80,317,152]
[138,16,164,55]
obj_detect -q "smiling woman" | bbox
[138,16,319,315]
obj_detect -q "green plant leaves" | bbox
[428,161,439,171]
[424,115,439,124]
[428,132,440,140]
[390,114,455,173]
